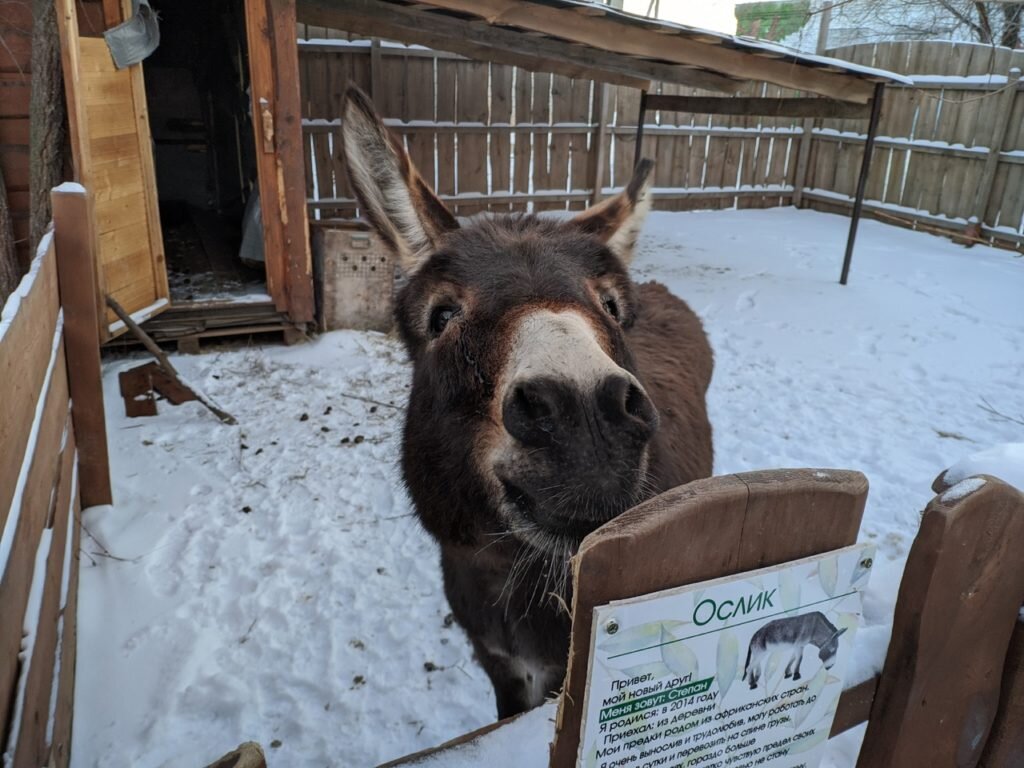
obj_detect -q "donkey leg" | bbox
[793,649,803,681]
[473,643,535,719]
[748,651,762,689]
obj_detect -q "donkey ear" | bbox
[570,158,654,266]
[341,86,458,275]
[835,627,848,638]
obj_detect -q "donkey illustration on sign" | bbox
[340,87,713,718]
[743,612,848,690]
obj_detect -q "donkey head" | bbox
[818,627,848,669]
[341,87,659,554]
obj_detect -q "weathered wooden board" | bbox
[47,477,80,768]
[0,344,70,739]
[0,238,61,524]
[455,60,489,216]
[488,64,514,213]
[550,469,868,766]
[53,187,111,508]
[858,477,1024,768]
[11,425,76,768]
[58,7,169,335]
[979,619,1024,766]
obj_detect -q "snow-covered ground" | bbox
[71,208,1023,767]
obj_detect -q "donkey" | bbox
[742,612,848,690]
[340,86,713,718]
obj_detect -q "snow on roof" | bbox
[535,0,911,84]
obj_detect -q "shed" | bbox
[40,0,906,348]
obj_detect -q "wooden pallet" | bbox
[102,299,305,353]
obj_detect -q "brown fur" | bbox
[340,85,713,719]
[630,281,714,489]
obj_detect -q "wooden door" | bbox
[56,0,169,341]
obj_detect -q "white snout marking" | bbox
[501,309,639,400]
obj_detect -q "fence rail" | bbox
[297,32,1024,249]
[0,185,110,768]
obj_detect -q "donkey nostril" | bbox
[513,383,553,422]
[624,383,646,419]
[503,380,563,446]
[598,376,658,434]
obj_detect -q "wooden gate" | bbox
[55,0,168,341]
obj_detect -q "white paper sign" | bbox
[577,543,875,768]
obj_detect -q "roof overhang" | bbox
[297,0,909,102]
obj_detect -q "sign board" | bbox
[577,543,875,768]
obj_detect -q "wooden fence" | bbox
[0,185,110,767]
[298,32,1024,249]
[802,41,1024,247]
[383,469,1024,767]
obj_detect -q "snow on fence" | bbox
[0,185,110,767]
[296,33,1024,250]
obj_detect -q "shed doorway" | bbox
[143,0,266,304]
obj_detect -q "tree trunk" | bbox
[0,165,19,307]
[29,0,68,252]
[1000,4,1023,49]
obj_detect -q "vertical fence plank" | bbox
[530,71,553,205]
[979,620,1024,766]
[586,83,609,206]
[538,74,573,212]
[511,67,532,212]
[435,58,457,201]
[406,55,438,188]
[52,186,111,508]
[567,78,592,211]
[489,64,514,213]
[454,60,489,216]
[857,477,1024,768]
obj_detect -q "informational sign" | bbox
[577,543,875,768]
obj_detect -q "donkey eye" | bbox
[602,296,621,321]
[429,305,460,337]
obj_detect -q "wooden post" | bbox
[857,477,1024,767]
[793,2,832,208]
[51,185,112,508]
[244,0,314,325]
[979,620,1024,766]
[965,67,1021,242]
[550,469,868,766]
[839,82,884,285]
[587,83,609,205]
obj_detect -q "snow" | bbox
[941,476,987,503]
[941,443,1024,492]
[0,231,53,346]
[909,73,1011,85]
[72,207,1023,767]
[107,298,170,336]
[3,527,54,767]
[53,181,86,194]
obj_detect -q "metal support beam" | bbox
[839,82,884,285]
[633,89,648,170]
[643,94,870,119]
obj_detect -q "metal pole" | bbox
[633,90,648,170]
[839,82,884,286]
